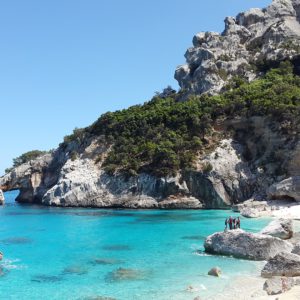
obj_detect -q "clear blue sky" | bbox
[0,0,270,175]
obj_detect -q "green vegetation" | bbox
[5,150,48,173]
[57,62,300,177]
[85,62,299,176]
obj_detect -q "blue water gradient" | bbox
[0,191,270,300]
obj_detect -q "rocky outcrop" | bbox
[175,0,300,97]
[204,229,293,260]
[0,138,255,208]
[0,189,4,205]
[268,176,300,201]
[0,3,299,210]
[208,267,222,277]
[263,276,295,295]
[260,219,294,239]
[261,252,300,278]
[157,196,202,209]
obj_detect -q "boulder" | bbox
[204,229,293,260]
[260,219,293,240]
[208,267,222,277]
[261,252,300,278]
[263,276,294,295]
[268,176,300,202]
[0,189,4,205]
[158,197,202,209]
[292,242,300,255]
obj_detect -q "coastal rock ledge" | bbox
[204,229,293,260]
[0,189,4,205]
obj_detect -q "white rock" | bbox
[268,176,300,202]
[204,229,293,260]
[260,219,294,240]
[261,252,300,278]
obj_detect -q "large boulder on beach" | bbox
[263,276,294,295]
[0,189,4,205]
[204,229,293,260]
[261,252,300,278]
[260,219,293,240]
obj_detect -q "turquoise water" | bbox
[0,191,271,300]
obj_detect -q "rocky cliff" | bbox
[175,0,300,97]
[1,0,299,209]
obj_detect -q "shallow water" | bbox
[0,191,271,300]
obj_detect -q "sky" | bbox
[0,0,271,175]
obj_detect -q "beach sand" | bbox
[206,274,300,300]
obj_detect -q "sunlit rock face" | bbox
[175,0,300,98]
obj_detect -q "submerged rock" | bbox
[102,245,131,251]
[261,252,300,278]
[31,274,63,283]
[0,251,3,261]
[89,258,123,266]
[263,276,294,295]
[62,266,88,275]
[0,237,32,245]
[204,229,293,260]
[260,219,294,240]
[208,267,222,277]
[106,268,147,282]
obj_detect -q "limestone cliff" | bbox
[175,0,300,97]
[0,0,299,209]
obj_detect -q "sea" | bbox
[0,190,271,300]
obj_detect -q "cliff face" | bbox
[175,0,300,97]
[1,116,299,208]
[1,0,299,209]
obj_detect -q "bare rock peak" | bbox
[175,0,300,97]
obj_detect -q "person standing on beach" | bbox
[224,218,228,231]
[233,218,236,229]
[228,216,233,230]
[236,217,241,229]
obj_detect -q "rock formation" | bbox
[0,189,4,205]
[261,252,300,277]
[175,0,300,97]
[207,267,222,277]
[260,219,294,239]
[263,276,295,295]
[204,229,293,260]
[268,176,300,201]
[0,0,299,209]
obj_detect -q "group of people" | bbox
[225,216,240,230]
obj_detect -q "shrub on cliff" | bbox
[61,62,300,177]
[12,150,48,168]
